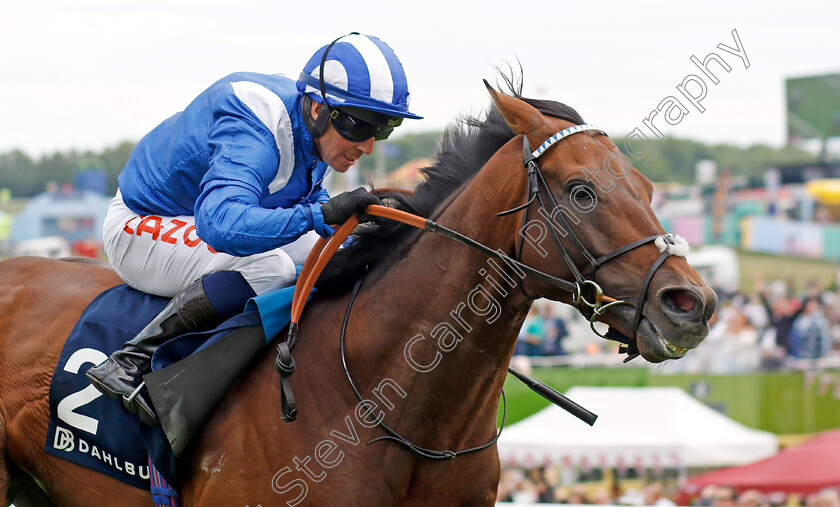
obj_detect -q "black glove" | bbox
[320,187,382,225]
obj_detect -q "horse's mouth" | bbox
[633,318,689,363]
[605,321,687,364]
[602,306,696,363]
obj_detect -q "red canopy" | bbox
[682,430,840,496]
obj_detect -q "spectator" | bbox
[513,308,531,356]
[541,466,561,503]
[567,484,588,504]
[551,486,571,504]
[724,308,761,372]
[756,274,815,358]
[497,467,542,503]
[793,298,831,360]
[742,293,770,330]
[510,478,539,503]
[540,304,569,356]
[711,485,738,506]
[526,466,555,503]
[643,482,676,506]
[519,305,545,357]
[496,468,519,502]
[737,489,763,507]
[590,487,614,504]
[692,485,719,506]
[819,488,840,507]
[805,487,840,507]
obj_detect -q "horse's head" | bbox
[487,84,717,363]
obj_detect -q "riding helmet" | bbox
[296,33,422,120]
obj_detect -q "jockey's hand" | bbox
[320,187,382,225]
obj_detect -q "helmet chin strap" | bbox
[301,95,324,148]
[310,32,359,138]
[311,101,331,139]
[300,95,323,163]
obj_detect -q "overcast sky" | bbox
[2,0,838,155]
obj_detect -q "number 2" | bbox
[57,348,108,435]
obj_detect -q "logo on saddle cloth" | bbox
[54,427,75,451]
[52,425,149,479]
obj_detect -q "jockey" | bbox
[87,33,422,426]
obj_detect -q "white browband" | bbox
[531,123,605,159]
[531,124,692,258]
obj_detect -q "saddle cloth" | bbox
[45,283,297,488]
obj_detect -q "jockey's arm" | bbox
[194,117,331,256]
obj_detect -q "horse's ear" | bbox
[484,80,546,136]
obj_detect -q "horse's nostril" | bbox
[670,290,696,312]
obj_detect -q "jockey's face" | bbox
[310,101,375,172]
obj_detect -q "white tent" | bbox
[497,386,777,468]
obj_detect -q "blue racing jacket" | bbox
[117,72,332,256]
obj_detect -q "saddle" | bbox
[46,283,299,491]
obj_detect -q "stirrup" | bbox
[123,380,146,405]
[123,381,160,426]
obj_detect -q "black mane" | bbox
[315,76,585,294]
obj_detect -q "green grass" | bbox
[499,366,840,435]
[648,371,840,434]
[499,367,649,425]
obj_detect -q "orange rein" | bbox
[289,205,427,335]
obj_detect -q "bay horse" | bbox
[0,81,716,506]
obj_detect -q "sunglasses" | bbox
[328,107,403,142]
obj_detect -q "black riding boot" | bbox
[86,278,222,425]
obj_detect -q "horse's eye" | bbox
[568,183,597,210]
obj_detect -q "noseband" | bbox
[498,124,688,351]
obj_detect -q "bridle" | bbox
[499,125,688,353]
[276,122,690,459]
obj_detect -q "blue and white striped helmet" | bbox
[296,33,422,120]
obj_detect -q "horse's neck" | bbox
[347,152,532,449]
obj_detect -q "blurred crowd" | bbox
[514,274,840,374]
[668,274,840,374]
[497,464,684,505]
[497,464,840,506]
[687,485,840,507]
[497,465,633,505]
[515,304,570,357]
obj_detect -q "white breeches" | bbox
[102,191,318,297]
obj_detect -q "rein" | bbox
[274,123,688,458]
[341,275,507,460]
